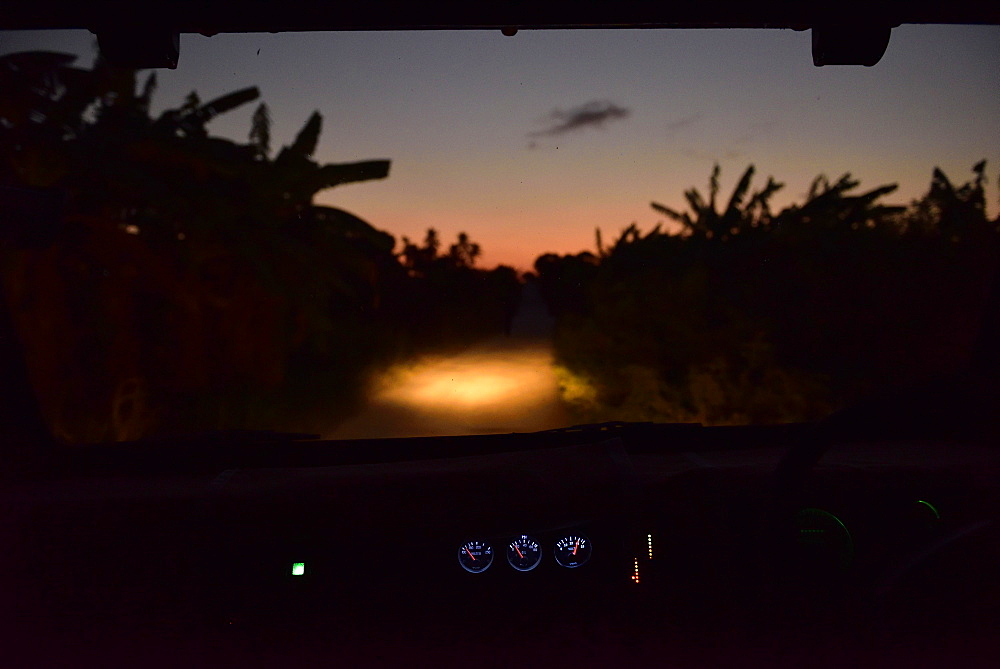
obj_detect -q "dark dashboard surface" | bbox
[2,428,998,667]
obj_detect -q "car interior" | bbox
[1,2,999,667]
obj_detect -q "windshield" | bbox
[1,26,998,443]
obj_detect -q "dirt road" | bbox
[324,283,571,439]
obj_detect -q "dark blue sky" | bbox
[2,26,998,268]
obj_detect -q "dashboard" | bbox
[2,429,998,667]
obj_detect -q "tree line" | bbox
[533,162,999,425]
[0,51,520,442]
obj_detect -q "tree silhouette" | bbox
[906,161,994,240]
[651,163,784,241]
[289,110,321,157]
[400,228,440,275]
[539,161,999,427]
[0,50,407,441]
[0,49,404,244]
[137,72,156,116]
[776,172,905,236]
[401,228,485,272]
[249,103,271,160]
[448,232,481,268]
[181,91,200,114]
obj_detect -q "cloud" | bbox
[529,100,631,137]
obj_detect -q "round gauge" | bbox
[458,540,494,574]
[506,535,542,572]
[554,534,592,568]
[793,507,854,570]
[912,499,942,524]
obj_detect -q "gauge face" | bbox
[458,540,494,574]
[911,499,942,524]
[506,535,542,572]
[793,508,854,570]
[554,534,591,568]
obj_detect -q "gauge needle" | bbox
[573,539,580,555]
[465,547,476,561]
[514,544,524,559]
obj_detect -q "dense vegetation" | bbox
[0,51,520,442]
[3,50,996,439]
[534,163,999,425]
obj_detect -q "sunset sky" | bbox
[2,26,998,270]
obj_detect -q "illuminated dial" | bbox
[911,499,942,526]
[554,534,592,568]
[458,540,494,574]
[506,535,542,572]
[793,508,854,570]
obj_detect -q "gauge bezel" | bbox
[457,539,494,574]
[553,534,592,568]
[792,507,854,570]
[506,535,543,572]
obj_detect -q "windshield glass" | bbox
[1,27,998,443]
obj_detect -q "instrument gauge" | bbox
[793,507,854,570]
[506,535,542,572]
[554,534,592,568]
[458,540,494,574]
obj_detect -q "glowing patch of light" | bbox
[647,533,653,560]
[124,224,140,235]
[291,562,305,576]
[631,557,641,584]
[553,364,599,409]
[406,372,522,406]
[327,339,572,439]
[376,344,560,411]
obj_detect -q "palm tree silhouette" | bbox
[650,164,783,241]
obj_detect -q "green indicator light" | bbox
[291,562,305,576]
[916,500,941,520]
